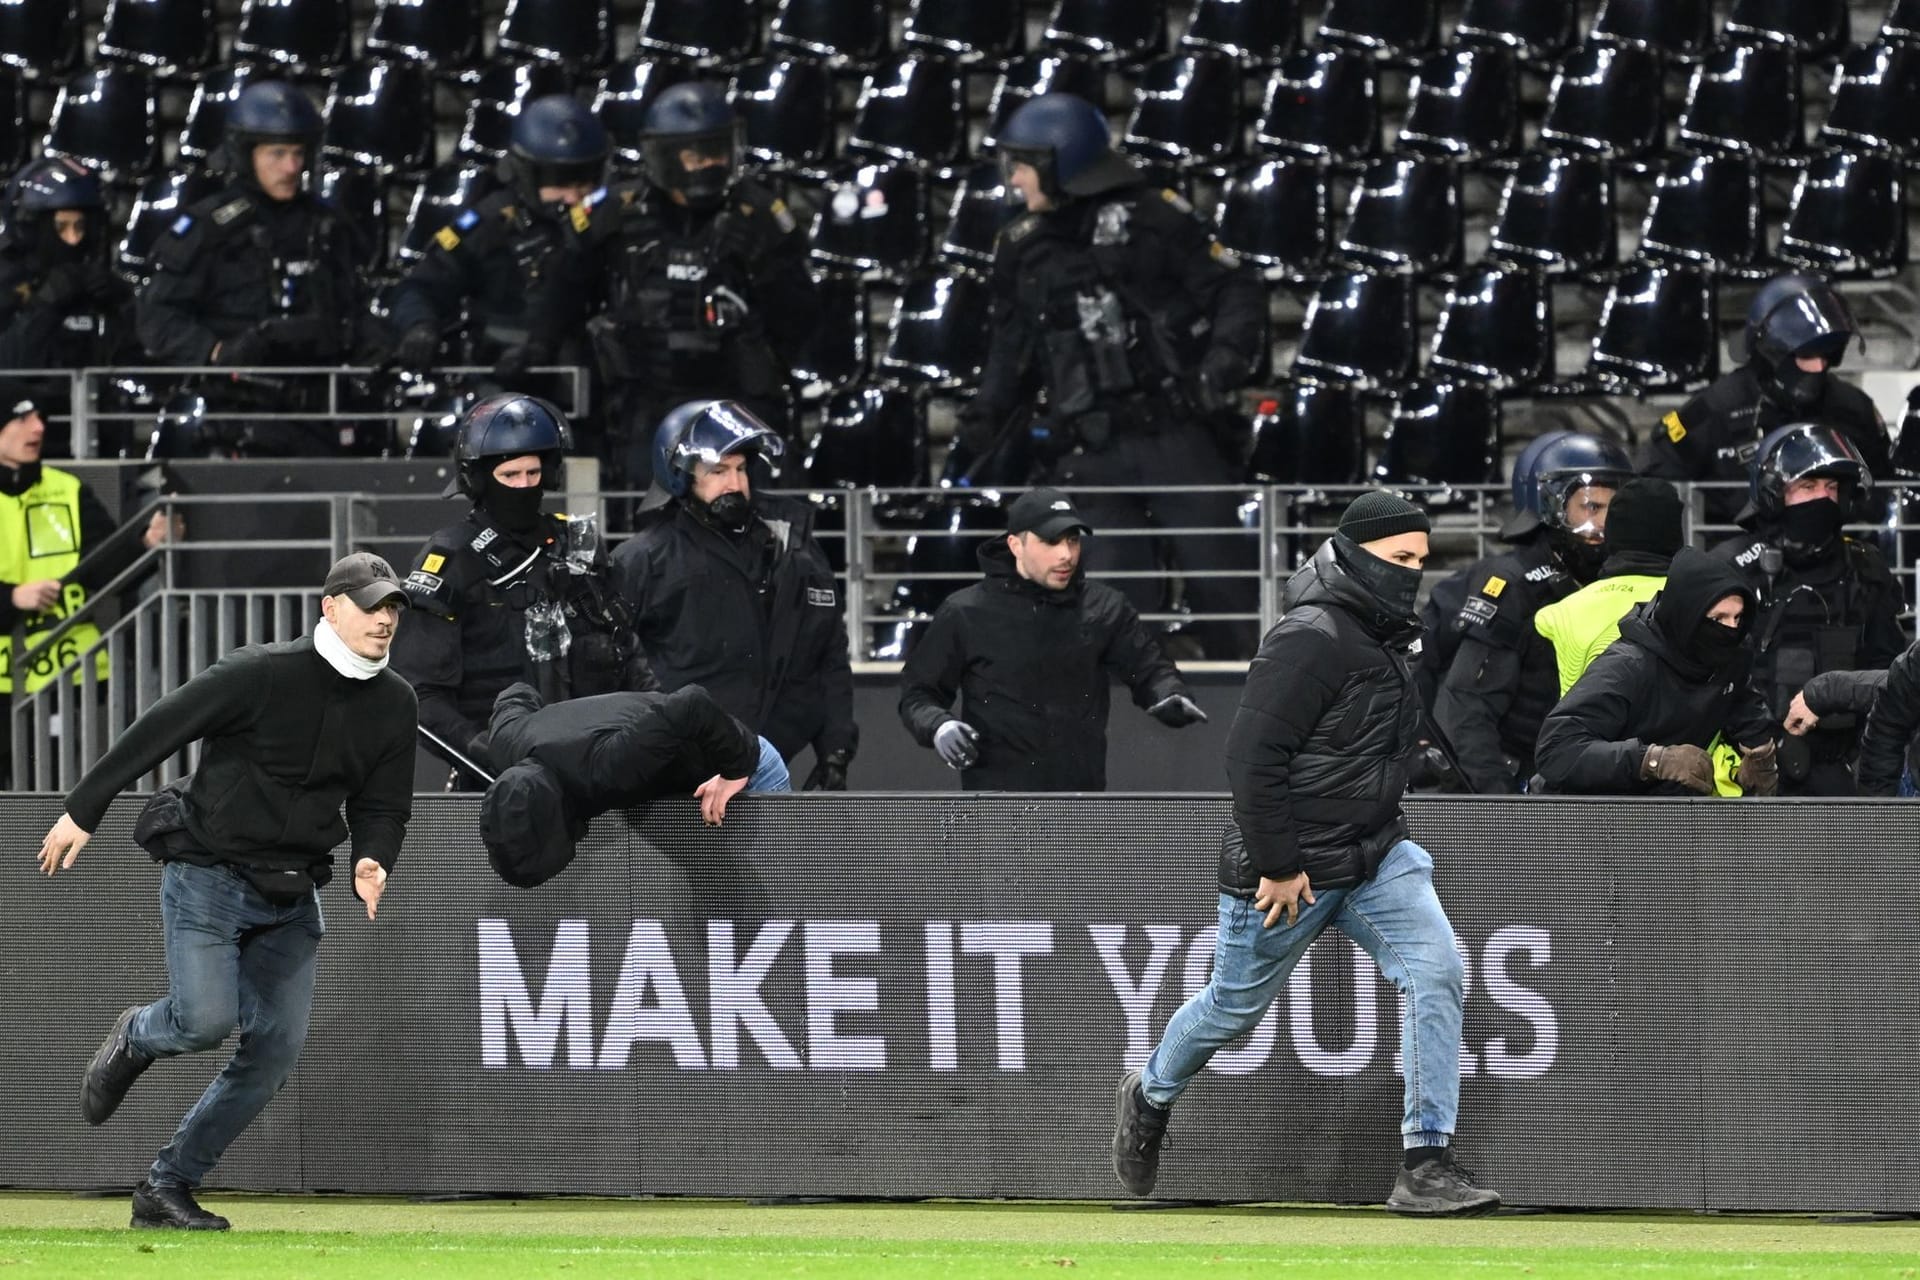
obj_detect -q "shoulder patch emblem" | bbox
[1482,575,1507,599]
[1663,410,1686,444]
[1002,214,1039,244]
[454,209,480,231]
[769,197,796,234]
[170,214,194,237]
[1160,187,1193,215]
[421,553,445,574]
[1093,201,1132,246]
[405,570,444,594]
[570,202,591,233]
[1458,596,1499,629]
[434,226,461,251]
[211,198,251,226]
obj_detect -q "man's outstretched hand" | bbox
[38,813,91,875]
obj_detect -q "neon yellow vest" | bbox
[0,466,108,693]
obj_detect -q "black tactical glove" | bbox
[1640,743,1715,795]
[464,732,495,774]
[1735,739,1779,797]
[491,342,549,387]
[394,323,441,370]
[1147,693,1209,728]
[933,720,981,770]
[803,749,853,791]
[708,211,759,267]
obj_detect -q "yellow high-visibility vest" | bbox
[0,466,108,693]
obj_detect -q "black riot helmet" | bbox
[1742,273,1859,413]
[219,80,322,179]
[447,393,573,498]
[5,156,105,261]
[651,399,785,498]
[1503,430,1633,540]
[995,93,1139,202]
[506,95,609,201]
[640,82,738,213]
[1750,422,1869,524]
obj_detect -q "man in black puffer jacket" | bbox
[1111,491,1500,1218]
[1535,548,1778,796]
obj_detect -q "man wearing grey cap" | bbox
[35,552,417,1232]
[899,486,1205,791]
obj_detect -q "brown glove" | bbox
[1735,740,1779,797]
[1640,743,1715,794]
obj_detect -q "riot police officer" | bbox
[1433,431,1632,794]
[1641,272,1890,525]
[1708,423,1907,795]
[387,95,608,393]
[610,400,857,790]
[584,81,818,498]
[135,80,373,455]
[391,394,650,789]
[955,93,1267,659]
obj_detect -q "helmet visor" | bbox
[1756,289,1856,363]
[643,124,738,198]
[1771,426,1867,490]
[1539,466,1630,536]
[669,402,786,474]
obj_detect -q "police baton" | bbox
[417,723,498,786]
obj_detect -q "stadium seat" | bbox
[637,0,757,65]
[791,273,869,399]
[768,0,889,68]
[497,0,613,72]
[1179,0,1297,66]
[1427,264,1552,391]
[937,159,1018,269]
[1539,42,1665,163]
[1589,0,1713,62]
[1120,53,1241,171]
[97,0,215,76]
[456,64,574,159]
[902,0,1024,65]
[1314,0,1439,64]
[869,494,1006,662]
[365,0,481,71]
[1214,159,1330,283]
[1246,381,1364,484]
[0,0,80,78]
[1886,0,1920,45]
[1397,46,1521,162]
[1581,260,1718,393]
[179,65,262,164]
[1254,49,1378,165]
[232,0,353,72]
[0,74,25,173]
[595,58,694,169]
[1042,0,1168,65]
[315,163,390,272]
[1725,0,1849,64]
[1292,269,1417,389]
[116,168,221,279]
[809,163,930,279]
[1675,41,1804,163]
[845,53,969,176]
[398,159,498,264]
[1486,153,1616,276]
[1817,41,1920,158]
[981,54,1105,153]
[730,57,835,178]
[877,268,992,390]
[1455,0,1577,65]
[1637,152,1765,277]
[1374,381,1502,489]
[44,68,157,183]
[803,384,927,487]
[323,62,435,177]
[1335,157,1461,277]
[1776,151,1907,279]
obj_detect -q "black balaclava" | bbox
[1331,532,1422,624]
[480,477,547,534]
[1548,526,1607,581]
[1774,496,1845,566]
[1652,547,1757,677]
[691,490,753,533]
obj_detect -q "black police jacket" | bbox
[1640,365,1890,524]
[392,509,647,763]
[1433,538,1582,793]
[1221,538,1423,893]
[1846,641,1920,795]
[0,241,133,374]
[1535,553,1775,795]
[611,493,855,764]
[136,181,368,365]
[896,538,1186,792]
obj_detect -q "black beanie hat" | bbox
[1604,478,1684,559]
[1338,490,1432,543]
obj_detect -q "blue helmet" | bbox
[5,157,104,256]
[1742,272,1857,412]
[652,400,786,498]
[997,93,1136,199]
[1750,422,1868,523]
[1505,430,1632,539]
[221,81,322,175]
[507,95,609,195]
[640,81,737,210]
[449,394,573,497]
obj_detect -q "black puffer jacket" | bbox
[1534,548,1775,794]
[1221,536,1424,893]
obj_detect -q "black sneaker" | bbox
[1387,1150,1502,1217]
[131,1180,230,1231]
[81,1006,153,1126]
[1111,1069,1171,1197]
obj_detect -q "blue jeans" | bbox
[126,862,324,1189]
[1141,839,1464,1149]
[751,737,792,792]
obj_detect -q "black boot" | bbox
[1110,1069,1171,1197]
[81,1006,153,1126]
[131,1180,231,1231]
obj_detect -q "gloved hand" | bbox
[1193,347,1246,415]
[1736,739,1779,797]
[1640,742,1715,794]
[491,342,549,386]
[933,720,981,770]
[464,732,494,774]
[394,323,441,370]
[803,749,852,791]
[709,212,758,267]
[1147,693,1209,728]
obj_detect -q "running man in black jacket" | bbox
[36,553,416,1232]
[898,488,1204,791]
[1112,491,1499,1217]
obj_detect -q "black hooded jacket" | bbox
[897,538,1186,792]
[1535,548,1776,794]
[1220,536,1424,892]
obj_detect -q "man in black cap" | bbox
[36,551,417,1232]
[899,487,1205,791]
[1113,490,1500,1217]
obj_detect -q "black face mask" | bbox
[1775,496,1844,562]
[480,479,546,533]
[691,490,753,533]
[1549,528,1607,582]
[1331,533,1422,624]
[1767,359,1827,412]
[1691,618,1747,669]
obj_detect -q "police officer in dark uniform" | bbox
[391,394,649,790]
[584,81,818,497]
[387,95,608,394]
[1708,423,1907,795]
[1433,431,1632,794]
[135,81,373,456]
[955,93,1267,659]
[610,399,857,790]
[1641,272,1890,526]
